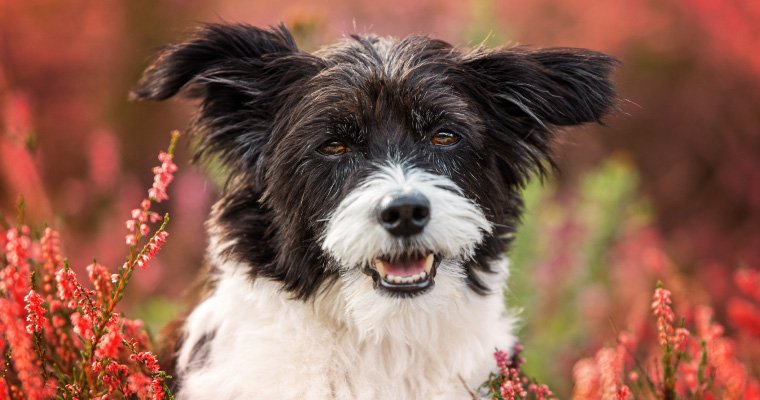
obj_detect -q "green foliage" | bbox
[506,155,647,396]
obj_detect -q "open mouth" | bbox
[364,251,440,296]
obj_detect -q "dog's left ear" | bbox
[461,47,619,179]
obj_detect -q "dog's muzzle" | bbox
[322,163,492,298]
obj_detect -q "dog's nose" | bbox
[377,193,430,237]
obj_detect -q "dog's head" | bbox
[133,23,616,316]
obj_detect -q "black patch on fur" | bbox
[187,331,216,372]
[132,23,618,300]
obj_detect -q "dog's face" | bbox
[133,24,616,310]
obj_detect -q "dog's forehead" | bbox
[279,36,475,144]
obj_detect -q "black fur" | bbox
[132,23,618,300]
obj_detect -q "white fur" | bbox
[175,259,516,400]
[321,162,493,268]
[174,164,515,399]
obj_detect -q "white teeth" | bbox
[380,254,435,285]
[374,259,386,278]
[383,271,430,284]
[424,253,434,274]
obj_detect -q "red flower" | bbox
[24,290,46,333]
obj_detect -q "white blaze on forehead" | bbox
[321,162,492,269]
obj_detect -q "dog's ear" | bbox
[131,23,323,183]
[461,47,619,181]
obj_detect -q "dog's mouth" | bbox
[363,251,440,297]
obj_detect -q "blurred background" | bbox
[1,0,758,396]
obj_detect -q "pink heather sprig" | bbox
[528,383,553,400]
[4,226,31,268]
[0,226,56,400]
[148,148,178,203]
[485,344,555,400]
[40,227,62,273]
[133,230,168,270]
[652,284,675,347]
[83,131,178,396]
[124,339,173,400]
[0,131,179,399]
[23,290,46,334]
[571,332,632,400]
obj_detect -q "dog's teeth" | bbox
[403,277,412,284]
[374,259,386,278]
[394,276,403,284]
[411,274,420,281]
[424,253,434,274]
[420,271,427,279]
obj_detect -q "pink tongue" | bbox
[384,257,427,277]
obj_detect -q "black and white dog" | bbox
[132,23,617,399]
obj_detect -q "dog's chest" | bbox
[173,269,515,400]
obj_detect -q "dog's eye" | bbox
[431,131,461,147]
[317,140,348,156]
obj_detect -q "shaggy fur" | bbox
[132,23,617,399]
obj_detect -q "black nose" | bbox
[377,193,431,237]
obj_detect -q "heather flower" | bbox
[5,227,31,267]
[1,132,178,400]
[55,267,79,306]
[131,208,148,223]
[40,227,62,274]
[24,289,46,333]
[95,317,123,359]
[615,385,632,400]
[528,383,553,400]
[672,327,690,352]
[572,358,601,399]
[0,298,55,400]
[151,378,166,400]
[135,231,168,269]
[148,151,177,202]
[135,351,160,374]
[652,286,675,346]
[484,345,552,400]
[87,262,112,297]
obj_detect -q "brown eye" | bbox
[431,131,461,147]
[318,140,347,156]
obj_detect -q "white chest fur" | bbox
[174,260,516,400]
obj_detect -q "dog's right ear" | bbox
[131,23,323,182]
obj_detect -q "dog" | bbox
[131,23,617,399]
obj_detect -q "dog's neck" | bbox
[173,255,516,399]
